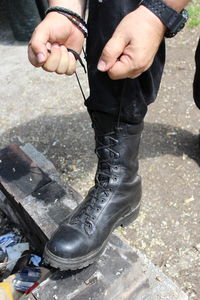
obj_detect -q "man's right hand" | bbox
[28,12,84,75]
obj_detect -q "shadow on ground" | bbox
[0,112,199,181]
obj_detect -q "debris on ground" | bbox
[0,210,50,300]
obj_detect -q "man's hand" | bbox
[28,12,84,75]
[97,6,166,80]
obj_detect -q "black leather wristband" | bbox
[141,0,189,38]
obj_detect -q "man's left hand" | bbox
[97,5,166,80]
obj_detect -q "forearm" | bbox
[48,0,86,16]
[164,0,190,11]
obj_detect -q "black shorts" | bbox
[85,0,166,124]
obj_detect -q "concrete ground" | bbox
[0,4,199,300]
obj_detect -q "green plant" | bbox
[187,1,200,28]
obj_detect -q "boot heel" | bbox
[120,205,140,228]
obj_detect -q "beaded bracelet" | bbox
[45,6,88,37]
[58,12,88,38]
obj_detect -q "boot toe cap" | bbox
[46,224,90,259]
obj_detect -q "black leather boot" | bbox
[44,113,143,270]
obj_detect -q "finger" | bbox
[97,36,126,72]
[28,42,52,68]
[46,42,52,53]
[108,53,144,80]
[65,51,77,75]
[30,24,50,65]
[56,46,70,74]
[42,43,61,72]
[28,45,41,67]
[60,27,84,75]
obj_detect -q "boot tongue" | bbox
[91,112,117,186]
[96,136,112,186]
[97,162,110,186]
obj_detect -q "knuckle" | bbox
[108,71,119,80]
[42,64,54,72]
[102,45,114,58]
[56,64,69,75]
[42,66,49,72]
[145,59,153,71]
[131,52,154,73]
[129,72,142,79]
[66,68,75,76]
[131,60,145,74]
[133,61,144,72]
[56,71,64,75]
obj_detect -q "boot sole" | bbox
[44,204,140,271]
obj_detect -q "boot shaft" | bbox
[91,112,143,183]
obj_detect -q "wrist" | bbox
[137,6,166,36]
[45,7,88,38]
[140,0,189,38]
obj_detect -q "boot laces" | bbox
[71,132,119,227]
[95,133,119,186]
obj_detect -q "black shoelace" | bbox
[71,132,119,227]
[67,48,87,102]
[69,51,128,229]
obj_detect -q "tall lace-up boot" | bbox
[44,112,143,270]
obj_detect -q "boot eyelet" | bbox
[101,199,105,203]
[113,177,117,181]
[114,166,118,170]
[96,208,100,211]
[92,216,95,220]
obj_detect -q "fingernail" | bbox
[37,53,45,63]
[52,43,60,48]
[97,60,107,71]
[60,45,67,51]
[46,42,52,50]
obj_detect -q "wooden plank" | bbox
[26,236,150,300]
[0,143,51,201]
[0,144,151,299]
